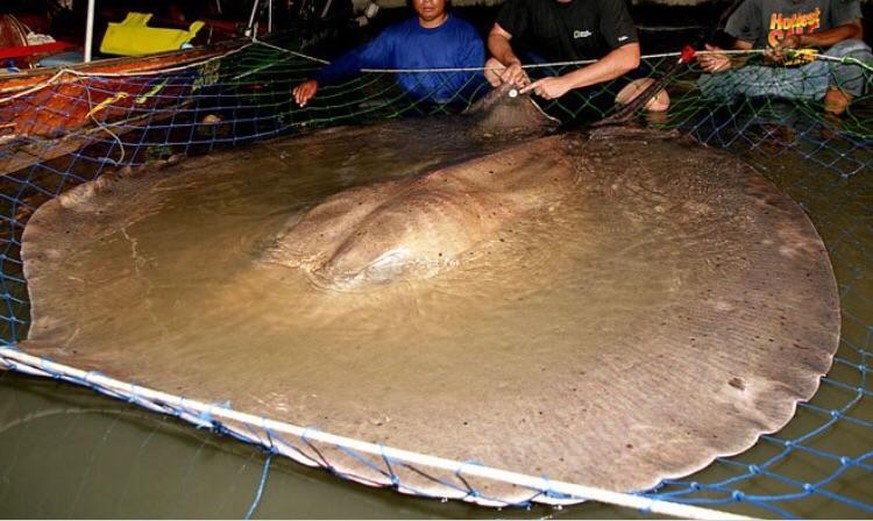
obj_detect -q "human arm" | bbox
[774,0,863,53]
[289,49,364,107]
[770,19,863,60]
[486,22,530,87]
[290,28,397,107]
[697,39,753,73]
[520,42,640,100]
[519,0,640,99]
[697,0,758,74]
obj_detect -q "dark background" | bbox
[4,0,872,57]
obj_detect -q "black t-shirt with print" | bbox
[495,0,639,62]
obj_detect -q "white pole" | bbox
[0,346,751,521]
[84,0,96,62]
[246,0,260,38]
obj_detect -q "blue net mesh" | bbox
[1,37,871,518]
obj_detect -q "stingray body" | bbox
[464,82,561,136]
[18,100,840,504]
[266,84,566,289]
[265,134,577,289]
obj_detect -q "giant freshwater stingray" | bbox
[19,88,840,505]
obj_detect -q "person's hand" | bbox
[519,76,570,100]
[292,79,319,107]
[766,34,801,63]
[697,44,731,72]
[499,61,530,88]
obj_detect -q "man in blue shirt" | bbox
[292,0,487,108]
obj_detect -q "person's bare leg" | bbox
[615,78,670,112]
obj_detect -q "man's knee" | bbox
[616,77,670,112]
[824,39,873,59]
[825,38,873,99]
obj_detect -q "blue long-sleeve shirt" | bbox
[314,14,486,104]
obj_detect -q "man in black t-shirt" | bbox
[485,0,655,108]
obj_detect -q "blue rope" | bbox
[245,450,274,519]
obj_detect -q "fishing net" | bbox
[0,33,871,519]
